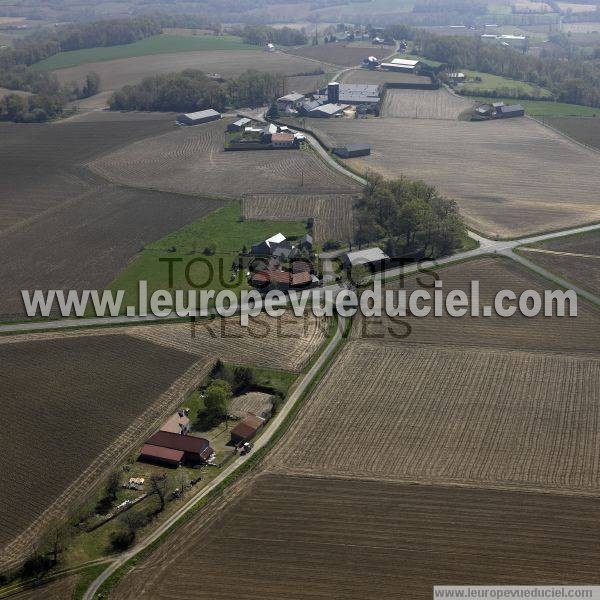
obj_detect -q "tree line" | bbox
[109,69,286,112]
[233,24,308,46]
[385,23,600,107]
[354,173,466,260]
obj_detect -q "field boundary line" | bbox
[520,247,600,260]
[530,115,600,156]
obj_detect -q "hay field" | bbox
[125,313,330,373]
[89,118,358,198]
[290,43,390,66]
[519,230,600,296]
[381,88,474,119]
[242,193,355,243]
[112,474,600,600]
[306,117,600,237]
[341,68,433,86]
[270,341,600,491]
[52,50,322,92]
[0,332,203,569]
[353,257,600,354]
[230,392,272,418]
[545,116,600,150]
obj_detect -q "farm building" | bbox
[271,132,297,148]
[160,409,191,435]
[277,91,305,112]
[177,109,221,126]
[227,117,252,132]
[333,144,371,158]
[140,431,214,467]
[250,232,288,256]
[497,104,525,118]
[251,269,313,290]
[343,247,389,272]
[230,413,265,445]
[481,33,527,48]
[309,103,349,118]
[447,72,465,82]
[380,58,420,73]
[326,82,380,106]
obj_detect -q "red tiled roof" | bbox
[231,414,264,441]
[146,431,211,455]
[140,444,184,463]
[252,270,311,286]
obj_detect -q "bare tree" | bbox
[42,520,70,566]
[105,470,121,502]
[149,475,170,513]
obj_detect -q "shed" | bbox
[333,144,371,158]
[230,414,265,445]
[227,117,251,132]
[139,444,184,467]
[343,247,389,271]
[145,431,213,464]
[497,104,525,118]
[271,132,297,148]
[309,103,349,118]
[177,109,221,126]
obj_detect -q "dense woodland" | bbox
[354,174,466,259]
[109,69,286,112]
[387,24,600,107]
[234,24,308,46]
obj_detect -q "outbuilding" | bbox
[309,103,349,118]
[343,247,389,272]
[227,117,251,132]
[333,144,371,158]
[497,104,525,118]
[230,414,265,445]
[177,109,221,126]
[142,431,214,465]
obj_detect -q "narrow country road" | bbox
[82,315,347,600]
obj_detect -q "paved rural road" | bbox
[82,315,347,600]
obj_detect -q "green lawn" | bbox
[106,201,308,313]
[34,34,254,71]
[469,95,600,117]
[460,70,553,98]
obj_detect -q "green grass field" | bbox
[461,70,553,98]
[469,95,600,117]
[35,34,254,71]
[106,201,308,313]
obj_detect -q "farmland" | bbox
[460,69,552,98]
[340,67,433,86]
[469,97,600,117]
[34,34,254,70]
[90,118,358,198]
[0,112,223,318]
[290,43,391,66]
[0,332,203,570]
[518,230,600,296]
[242,193,356,243]
[271,341,600,491]
[111,474,600,600]
[305,116,600,237]
[52,50,323,93]
[544,116,600,150]
[382,88,474,119]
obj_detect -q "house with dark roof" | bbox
[230,414,265,445]
[139,431,214,467]
[496,104,525,118]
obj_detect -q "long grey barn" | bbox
[177,109,222,125]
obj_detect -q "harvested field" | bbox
[0,332,204,569]
[112,474,600,600]
[290,43,390,66]
[0,184,222,318]
[230,392,273,419]
[125,313,330,373]
[52,50,322,92]
[89,118,358,198]
[305,116,600,237]
[270,341,600,491]
[519,230,600,296]
[544,116,600,150]
[341,68,433,86]
[10,575,78,600]
[285,72,329,94]
[352,257,600,354]
[382,87,474,120]
[242,193,355,243]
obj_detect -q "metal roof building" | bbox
[333,144,371,158]
[227,117,251,132]
[343,247,389,268]
[309,103,350,117]
[177,109,221,126]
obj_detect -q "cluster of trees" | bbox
[354,174,466,260]
[235,24,308,46]
[0,72,99,122]
[109,69,285,112]
[385,24,600,107]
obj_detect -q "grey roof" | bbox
[300,233,313,245]
[232,117,251,127]
[344,247,389,265]
[182,109,220,120]
[499,104,524,113]
[310,103,349,115]
[335,83,380,104]
[300,99,324,112]
[278,92,305,102]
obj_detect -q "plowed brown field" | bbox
[242,192,355,243]
[89,118,358,198]
[112,474,600,600]
[304,117,600,237]
[382,88,474,120]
